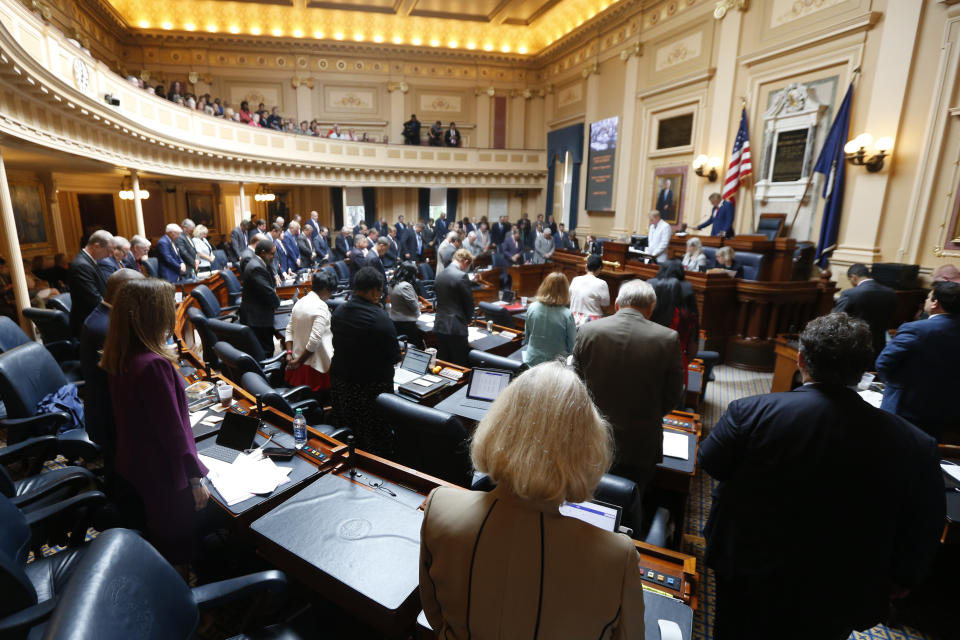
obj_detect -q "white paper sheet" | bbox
[662,431,689,460]
[189,412,207,427]
[658,619,683,640]
[942,463,960,484]
[200,452,293,506]
[467,327,487,343]
[857,389,883,408]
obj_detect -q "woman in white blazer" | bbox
[283,270,336,394]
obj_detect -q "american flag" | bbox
[722,108,752,202]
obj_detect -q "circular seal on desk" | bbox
[339,518,372,540]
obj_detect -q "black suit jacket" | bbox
[433,265,474,337]
[834,279,897,357]
[174,234,197,278]
[238,247,256,280]
[296,235,315,266]
[229,227,247,262]
[403,231,424,262]
[699,384,944,629]
[333,235,352,262]
[239,257,280,327]
[68,250,107,337]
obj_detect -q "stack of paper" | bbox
[467,327,487,343]
[199,452,293,506]
[662,431,689,460]
[857,389,883,408]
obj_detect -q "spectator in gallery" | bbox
[445,122,461,147]
[328,124,344,139]
[239,101,254,125]
[266,106,283,130]
[428,120,444,146]
[403,114,421,145]
[166,81,182,103]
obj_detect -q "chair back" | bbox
[143,257,159,278]
[22,308,73,345]
[467,349,527,374]
[47,293,72,314]
[206,319,266,361]
[332,261,351,282]
[477,302,515,329]
[240,372,294,414]
[701,246,718,269]
[0,317,31,353]
[0,494,36,618]
[419,263,436,282]
[737,251,766,281]
[189,284,223,319]
[186,307,220,369]
[375,393,472,487]
[0,342,68,419]
[219,269,242,305]
[42,528,199,640]
[325,296,346,313]
[593,473,642,534]
[214,342,264,382]
[212,249,228,271]
[756,213,786,241]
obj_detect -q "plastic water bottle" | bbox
[293,409,307,448]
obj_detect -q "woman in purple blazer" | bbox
[101,278,210,569]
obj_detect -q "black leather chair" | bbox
[467,349,528,374]
[212,249,229,271]
[737,251,766,281]
[240,372,350,441]
[46,293,72,314]
[207,319,278,363]
[418,263,436,285]
[190,284,238,321]
[0,343,97,462]
[219,269,243,306]
[331,261,351,287]
[21,308,78,362]
[701,246,718,270]
[142,257,158,278]
[0,491,107,638]
[375,393,472,487]
[214,341,284,387]
[39,528,292,640]
[0,317,82,383]
[477,301,516,329]
[186,307,220,370]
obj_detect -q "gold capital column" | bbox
[0,149,33,331]
[131,169,146,237]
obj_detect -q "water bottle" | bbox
[293,409,307,448]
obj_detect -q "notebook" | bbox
[197,412,261,464]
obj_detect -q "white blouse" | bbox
[569,272,610,318]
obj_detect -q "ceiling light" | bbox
[373,34,384,43]
[138,20,149,28]
[250,26,261,35]
[314,31,324,38]
[483,43,493,51]
[354,33,364,41]
[272,28,283,36]
[334,32,344,40]
[293,29,303,38]
[184,23,195,31]
[161,21,172,30]
[448,40,458,48]
[430,39,440,47]
[466,42,476,50]
[412,37,422,45]
[518,46,527,54]
[229,25,240,34]
[206,24,217,32]
[393,36,403,44]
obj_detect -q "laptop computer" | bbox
[460,368,512,410]
[393,347,432,385]
[198,412,261,464]
[558,500,622,532]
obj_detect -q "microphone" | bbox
[346,435,357,477]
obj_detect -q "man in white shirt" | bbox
[647,210,672,265]
[568,255,611,325]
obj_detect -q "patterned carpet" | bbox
[685,365,939,640]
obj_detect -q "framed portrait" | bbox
[185,192,215,229]
[9,182,51,251]
[651,166,688,225]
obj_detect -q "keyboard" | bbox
[393,368,422,385]
[461,399,492,410]
[200,444,242,464]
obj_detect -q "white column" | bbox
[131,170,146,237]
[295,83,312,125]
[476,94,492,148]
[612,53,640,236]
[389,88,405,143]
[238,182,246,224]
[0,150,32,331]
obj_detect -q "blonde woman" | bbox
[682,236,707,272]
[192,224,216,271]
[419,363,645,638]
[524,271,576,366]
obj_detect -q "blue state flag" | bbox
[813,83,854,267]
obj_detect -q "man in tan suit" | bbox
[573,279,683,491]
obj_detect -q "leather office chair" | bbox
[375,393,472,488]
[213,341,284,387]
[0,343,98,462]
[46,293,72,314]
[331,261,351,286]
[39,528,292,640]
[186,307,220,370]
[792,241,815,281]
[212,249,229,271]
[21,308,78,362]
[142,257,159,278]
[467,349,528,374]
[190,284,238,321]
[755,213,786,241]
[219,269,243,306]
[206,319,277,363]
[700,246,718,270]
[736,251,766,281]
[0,491,107,637]
[240,372,350,441]
[418,262,436,284]
[0,317,82,383]
[477,301,516,329]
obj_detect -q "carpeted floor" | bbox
[685,365,939,640]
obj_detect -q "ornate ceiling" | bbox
[101,0,625,56]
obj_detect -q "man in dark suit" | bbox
[877,281,960,440]
[696,192,735,237]
[271,223,294,276]
[129,235,151,274]
[313,226,332,264]
[238,234,261,281]
[282,222,303,271]
[402,114,421,145]
[553,223,572,250]
[833,263,897,359]
[332,227,352,262]
[68,229,113,337]
[229,219,252,262]
[489,216,508,249]
[98,235,127,280]
[699,313,944,639]
[239,239,281,355]
[118,236,138,271]
[373,218,389,235]
[444,122,461,147]
[156,224,185,283]
[573,279,682,491]
[421,219,437,249]
[347,236,369,284]
[365,237,390,283]
[435,212,448,239]
[303,210,321,236]
[433,249,475,366]
[299,225,318,267]
[174,219,198,280]
[403,223,425,262]
[383,227,401,268]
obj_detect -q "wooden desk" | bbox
[667,233,797,281]
[771,335,801,393]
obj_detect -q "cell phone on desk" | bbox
[263,446,296,461]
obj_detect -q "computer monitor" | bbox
[558,500,622,532]
[465,368,512,402]
[400,347,432,375]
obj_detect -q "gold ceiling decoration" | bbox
[103,0,625,56]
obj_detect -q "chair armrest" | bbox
[1,413,72,444]
[26,490,107,549]
[261,352,286,368]
[55,430,101,463]
[288,398,319,415]
[642,507,671,549]
[221,304,241,314]
[0,599,58,635]
[12,466,98,510]
[0,434,58,466]
[279,385,312,401]
[192,570,287,611]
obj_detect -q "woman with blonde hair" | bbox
[192,224,216,272]
[523,271,576,366]
[682,236,707,272]
[101,278,210,570]
[419,363,645,638]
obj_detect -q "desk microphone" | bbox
[346,435,357,477]
[256,396,263,417]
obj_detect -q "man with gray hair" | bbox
[157,223,186,283]
[174,218,199,280]
[98,235,130,279]
[573,278,683,494]
[126,235,149,270]
[69,228,114,336]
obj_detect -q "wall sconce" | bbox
[693,154,722,181]
[844,133,893,172]
[118,179,149,200]
[253,185,275,202]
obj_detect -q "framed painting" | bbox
[9,182,51,251]
[185,192,215,229]
[651,166,688,225]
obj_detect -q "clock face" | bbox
[72,58,89,93]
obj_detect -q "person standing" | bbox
[489,215,508,250]
[330,267,401,455]
[833,263,897,360]
[573,279,682,492]
[403,114,421,145]
[876,281,960,440]
[533,228,555,264]
[699,313,944,640]
[157,224,186,283]
[501,228,523,266]
[284,270,337,396]
[69,230,113,337]
[192,225,216,272]
[524,272,576,367]
[568,255,610,326]
[696,193,735,238]
[388,262,423,349]
[434,249,475,366]
[646,210,672,265]
[428,120,444,146]
[333,226,353,262]
[553,223,572,250]
[444,122,461,147]
[435,212,449,239]
[282,222,303,271]
[98,236,126,281]
[240,239,281,355]
[299,224,318,267]
[174,218,199,280]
